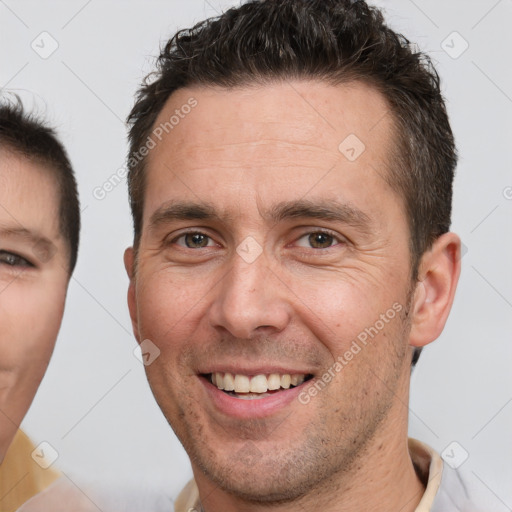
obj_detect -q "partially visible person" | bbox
[0,96,81,511]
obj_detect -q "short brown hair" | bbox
[127,0,456,276]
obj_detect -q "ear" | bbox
[409,232,461,348]
[124,247,140,344]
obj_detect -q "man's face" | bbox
[127,81,416,501]
[0,151,69,460]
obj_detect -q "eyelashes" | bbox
[0,250,35,269]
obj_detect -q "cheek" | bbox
[0,284,66,372]
[284,270,408,358]
[135,274,202,412]
[136,270,212,344]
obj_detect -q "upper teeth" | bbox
[211,373,306,393]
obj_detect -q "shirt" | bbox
[0,430,60,512]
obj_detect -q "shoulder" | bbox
[0,430,60,512]
[409,438,506,512]
[432,463,508,512]
[17,477,174,512]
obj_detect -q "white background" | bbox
[1,0,511,508]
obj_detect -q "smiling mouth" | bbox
[204,372,313,400]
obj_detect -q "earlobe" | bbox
[124,247,140,344]
[409,232,461,348]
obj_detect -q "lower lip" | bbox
[200,376,307,419]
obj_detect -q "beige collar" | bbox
[409,438,444,511]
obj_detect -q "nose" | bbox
[207,252,292,339]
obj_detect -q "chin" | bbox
[212,469,307,503]
[193,447,326,505]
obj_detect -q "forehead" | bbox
[144,80,396,219]
[0,150,61,241]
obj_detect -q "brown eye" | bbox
[307,232,335,249]
[183,233,211,248]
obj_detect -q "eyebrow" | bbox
[0,226,53,247]
[266,199,373,232]
[148,199,373,234]
[149,201,225,232]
